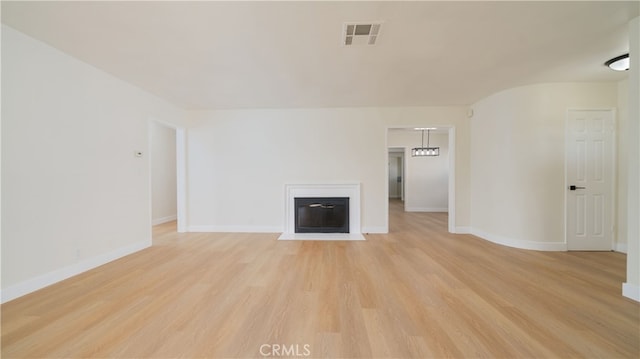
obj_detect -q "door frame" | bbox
[564,108,617,250]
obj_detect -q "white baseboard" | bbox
[152,214,177,226]
[1,240,150,304]
[405,207,448,212]
[622,283,640,302]
[187,225,283,233]
[187,225,388,235]
[454,226,471,234]
[470,228,567,251]
[614,242,628,253]
[362,226,388,234]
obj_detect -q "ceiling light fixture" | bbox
[605,53,629,71]
[412,129,439,157]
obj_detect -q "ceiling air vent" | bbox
[343,23,381,46]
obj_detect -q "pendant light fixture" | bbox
[411,128,439,157]
[605,53,629,71]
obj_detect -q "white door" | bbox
[566,109,615,250]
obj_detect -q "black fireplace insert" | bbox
[295,197,349,233]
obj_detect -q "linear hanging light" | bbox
[411,129,439,157]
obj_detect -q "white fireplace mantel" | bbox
[278,183,365,240]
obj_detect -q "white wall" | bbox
[470,82,618,251]
[151,122,177,225]
[617,79,629,253]
[388,130,449,212]
[1,26,186,302]
[187,107,470,233]
[623,16,639,302]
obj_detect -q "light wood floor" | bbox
[2,200,638,358]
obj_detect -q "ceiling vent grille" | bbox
[343,23,381,46]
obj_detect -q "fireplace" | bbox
[295,197,349,233]
[279,183,364,240]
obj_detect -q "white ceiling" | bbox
[2,1,638,110]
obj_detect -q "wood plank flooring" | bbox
[2,199,638,358]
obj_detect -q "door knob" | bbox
[569,185,586,191]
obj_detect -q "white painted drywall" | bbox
[187,109,387,233]
[623,16,639,302]
[186,107,470,233]
[617,79,629,254]
[388,131,449,212]
[470,82,618,251]
[150,122,177,225]
[1,26,186,302]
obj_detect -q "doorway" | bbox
[386,127,456,233]
[388,148,405,201]
[566,109,615,250]
[149,119,187,233]
[150,121,177,227]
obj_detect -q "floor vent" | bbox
[343,23,381,46]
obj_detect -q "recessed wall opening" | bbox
[388,148,405,201]
[150,121,177,228]
[149,119,187,237]
[386,127,456,234]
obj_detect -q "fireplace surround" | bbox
[278,183,364,240]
